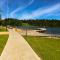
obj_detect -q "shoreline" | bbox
[16,28,60,38]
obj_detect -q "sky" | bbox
[0,0,60,20]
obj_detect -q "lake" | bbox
[45,28,60,35]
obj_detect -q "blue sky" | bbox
[0,0,60,20]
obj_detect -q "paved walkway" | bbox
[0,29,41,60]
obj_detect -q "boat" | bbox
[36,28,47,33]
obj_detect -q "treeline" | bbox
[0,18,60,27]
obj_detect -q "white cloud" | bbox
[20,3,60,19]
[10,0,34,17]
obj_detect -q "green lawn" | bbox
[0,35,8,55]
[0,27,7,32]
[24,36,60,60]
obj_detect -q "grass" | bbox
[0,27,7,32]
[24,36,60,60]
[0,35,8,55]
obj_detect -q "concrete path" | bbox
[0,29,41,60]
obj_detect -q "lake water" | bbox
[45,28,60,35]
[17,26,60,36]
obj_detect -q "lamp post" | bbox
[0,9,2,30]
[0,14,1,20]
[0,9,2,20]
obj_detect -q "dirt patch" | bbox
[0,32,9,35]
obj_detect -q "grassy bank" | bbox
[0,35,8,55]
[24,36,60,60]
[0,27,7,32]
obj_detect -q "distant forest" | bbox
[0,18,60,27]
